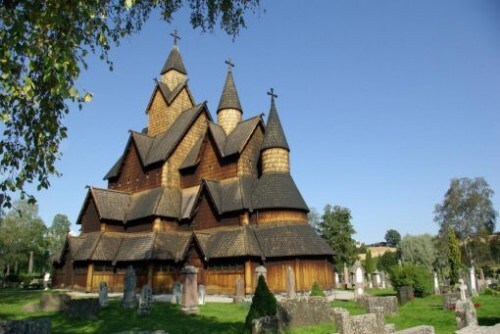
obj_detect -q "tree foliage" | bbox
[318,205,357,267]
[389,263,433,298]
[399,234,437,269]
[46,214,71,262]
[307,207,320,233]
[0,0,260,208]
[364,249,375,275]
[377,251,399,273]
[0,200,48,274]
[434,177,497,238]
[384,229,401,247]
[448,229,462,285]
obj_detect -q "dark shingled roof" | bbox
[145,80,195,113]
[261,98,290,151]
[91,188,130,221]
[208,116,263,158]
[153,232,192,261]
[252,173,308,211]
[73,232,102,261]
[204,177,255,214]
[91,233,122,261]
[160,45,187,75]
[253,224,334,257]
[195,226,261,259]
[217,70,242,113]
[180,136,204,170]
[115,233,155,262]
[105,103,208,180]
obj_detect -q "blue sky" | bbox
[31,1,499,243]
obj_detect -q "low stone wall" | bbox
[277,297,334,329]
[39,294,71,312]
[65,298,100,319]
[0,318,51,334]
[359,296,398,315]
[455,324,500,334]
[395,326,435,334]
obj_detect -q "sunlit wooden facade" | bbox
[53,39,334,294]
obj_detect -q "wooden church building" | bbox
[53,35,335,294]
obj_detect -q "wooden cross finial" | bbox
[267,88,278,100]
[225,58,235,72]
[153,77,158,84]
[170,30,181,46]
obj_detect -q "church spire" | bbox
[260,89,290,174]
[217,58,243,135]
[160,30,187,89]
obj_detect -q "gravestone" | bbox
[198,284,206,305]
[372,270,381,288]
[181,265,199,314]
[380,272,387,289]
[455,299,478,330]
[459,279,468,301]
[334,272,340,289]
[468,267,477,297]
[123,265,137,308]
[255,265,267,283]
[171,281,183,304]
[137,284,153,316]
[286,266,296,298]
[351,260,365,298]
[235,276,245,303]
[442,292,461,311]
[433,272,440,295]
[99,281,108,307]
[343,263,351,288]
[397,286,414,305]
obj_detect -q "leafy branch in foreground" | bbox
[0,0,260,208]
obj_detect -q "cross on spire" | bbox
[170,30,181,46]
[267,88,278,100]
[225,58,235,72]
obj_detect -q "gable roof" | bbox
[261,98,290,152]
[160,45,187,75]
[105,102,209,180]
[145,80,195,113]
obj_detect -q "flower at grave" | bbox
[473,302,481,308]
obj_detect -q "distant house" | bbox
[52,38,335,294]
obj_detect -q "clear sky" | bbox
[30,0,500,244]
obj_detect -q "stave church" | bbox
[52,33,335,294]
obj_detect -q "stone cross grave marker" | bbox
[198,284,206,305]
[459,279,468,301]
[352,260,365,298]
[181,265,199,314]
[171,281,183,304]
[255,265,267,287]
[99,281,108,307]
[286,266,296,298]
[235,276,244,302]
[123,265,137,308]
[469,266,477,296]
[137,285,153,316]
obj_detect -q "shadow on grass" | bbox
[478,316,500,327]
[21,301,246,334]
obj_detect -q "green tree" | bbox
[377,251,399,273]
[244,275,277,333]
[0,200,47,274]
[448,229,462,285]
[399,234,437,269]
[46,214,71,262]
[434,177,497,265]
[307,207,320,233]
[364,249,376,276]
[389,263,433,298]
[384,229,401,247]
[318,205,357,267]
[0,0,260,209]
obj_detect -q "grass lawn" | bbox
[1,288,499,333]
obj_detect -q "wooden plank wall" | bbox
[265,258,334,292]
[80,201,101,234]
[204,269,244,294]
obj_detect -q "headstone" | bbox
[43,272,51,290]
[442,292,461,311]
[255,265,267,283]
[122,265,137,308]
[455,299,478,330]
[334,272,340,288]
[397,286,414,305]
[372,270,381,288]
[343,263,351,288]
[434,272,440,295]
[468,267,477,296]
[235,277,244,303]
[99,281,108,307]
[137,284,153,316]
[459,279,468,301]
[352,260,365,298]
[181,265,199,314]
[198,284,206,305]
[171,281,183,304]
[286,266,296,298]
[381,272,387,289]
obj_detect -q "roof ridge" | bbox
[261,98,290,151]
[160,45,187,75]
[217,69,242,113]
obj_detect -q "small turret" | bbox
[217,59,242,135]
[160,30,187,90]
[261,89,290,174]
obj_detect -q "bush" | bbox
[389,264,432,298]
[482,288,498,296]
[243,276,277,333]
[310,281,325,297]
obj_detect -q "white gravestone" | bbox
[434,272,440,295]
